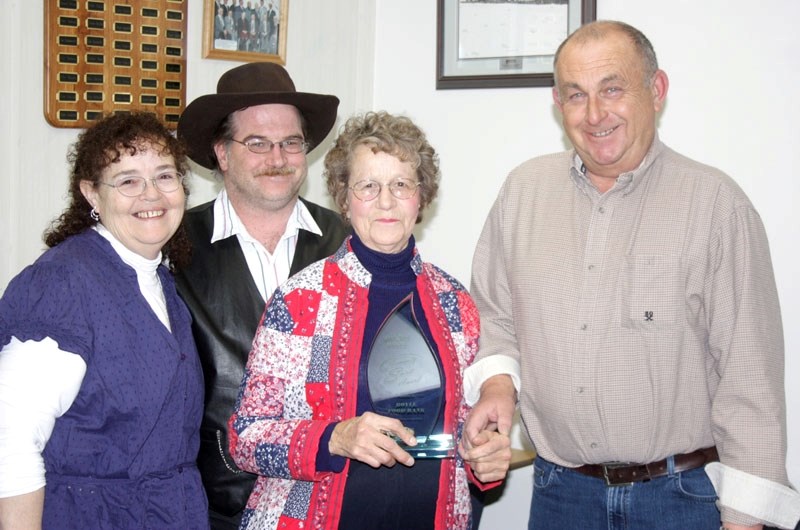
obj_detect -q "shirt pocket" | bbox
[621,254,684,330]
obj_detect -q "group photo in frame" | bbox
[437,0,597,89]
[203,0,287,64]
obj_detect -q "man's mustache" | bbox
[255,167,296,177]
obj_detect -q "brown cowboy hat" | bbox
[177,62,339,169]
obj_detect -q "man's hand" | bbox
[329,412,416,468]
[463,374,517,449]
[459,429,512,483]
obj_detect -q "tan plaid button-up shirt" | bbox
[471,138,789,519]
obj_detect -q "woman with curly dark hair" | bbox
[0,112,209,529]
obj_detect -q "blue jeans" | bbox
[529,456,720,530]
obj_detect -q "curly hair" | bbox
[323,111,439,224]
[44,112,192,271]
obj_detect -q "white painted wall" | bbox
[1,1,798,528]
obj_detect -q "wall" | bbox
[0,0,374,287]
[1,1,798,529]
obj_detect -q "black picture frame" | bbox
[436,0,597,89]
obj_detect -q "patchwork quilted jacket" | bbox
[229,238,483,530]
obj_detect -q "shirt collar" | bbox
[94,223,162,272]
[569,133,665,195]
[210,188,323,244]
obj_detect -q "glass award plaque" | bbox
[366,295,455,458]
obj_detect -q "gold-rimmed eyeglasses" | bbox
[231,137,309,155]
[349,178,420,201]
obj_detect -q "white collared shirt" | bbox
[210,189,323,301]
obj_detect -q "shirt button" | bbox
[590,443,598,449]
[588,264,595,270]
[576,387,584,394]
[180,353,186,360]
[598,206,605,214]
[581,324,588,331]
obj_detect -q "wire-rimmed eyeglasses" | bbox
[349,178,420,201]
[99,173,185,197]
[231,137,309,155]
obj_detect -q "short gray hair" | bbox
[553,20,659,87]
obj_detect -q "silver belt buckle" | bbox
[602,462,635,487]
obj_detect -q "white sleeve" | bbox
[462,355,521,406]
[705,462,800,529]
[0,337,87,498]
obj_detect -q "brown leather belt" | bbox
[572,446,719,486]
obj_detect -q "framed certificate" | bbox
[436,0,596,89]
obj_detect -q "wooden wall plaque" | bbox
[45,0,188,129]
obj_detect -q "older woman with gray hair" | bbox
[229,111,510,529]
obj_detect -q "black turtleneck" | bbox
[338,232,442,530]
[349,232,438,416]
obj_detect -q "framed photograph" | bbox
[203,0,287,64]
[436,0,597,89]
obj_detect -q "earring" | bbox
[90,207,100,221]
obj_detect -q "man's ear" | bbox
[651,69,669,112]
[552,86,564,111]
[213,141,229,172]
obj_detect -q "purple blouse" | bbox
[0,229,208,529]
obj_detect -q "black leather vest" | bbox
[175,199,347,525]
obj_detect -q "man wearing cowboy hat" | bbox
[175,62,348,530]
